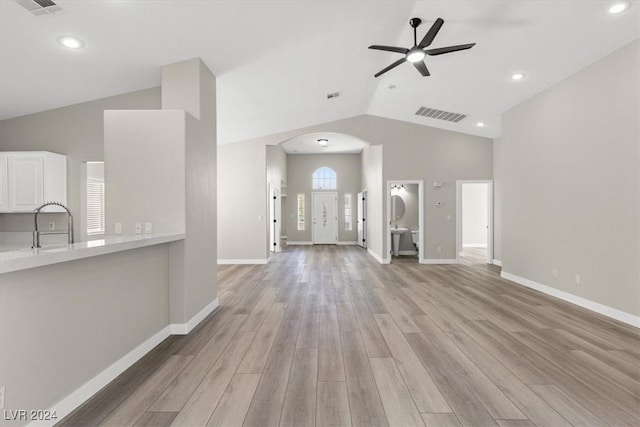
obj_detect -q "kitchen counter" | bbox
[0,233,185,274]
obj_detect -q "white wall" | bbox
[462,183,488,247]
[0,245,170,426]
[499,39,639,317]
[104,110,186,235]
[0,88,161,240]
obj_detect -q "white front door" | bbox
[312,192,338,244]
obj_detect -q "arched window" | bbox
[312,167,337,190]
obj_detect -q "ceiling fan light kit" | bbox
[369,16,476,77]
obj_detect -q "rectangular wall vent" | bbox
[326,91,341,99]
[415,106,467,123]
[16,0,62,16]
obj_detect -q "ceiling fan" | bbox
[369,17,476,78]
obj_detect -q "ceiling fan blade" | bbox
[369,45,409,55]
[418,18,444,48]
[413,60,430,76]
[374,58,406,78]
[425,43,476,56]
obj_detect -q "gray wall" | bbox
[0,245,170,426]
[493,137,503,261]
[217,114,492,262]
[0,88,161,240]
[286,153,361,243]
[217,140,267,261]
[361,144,384,258]
[499,39,639,316]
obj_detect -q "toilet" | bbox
[411,230,419,250]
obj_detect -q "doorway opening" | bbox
[386,180,424,264]
[456,180,493,264]
[312,192,338,244]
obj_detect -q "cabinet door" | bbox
[7,153,44,212]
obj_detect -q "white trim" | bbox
[170,298,219,335]
[493,259,502,266]
[30,297,221,426]
[398,250,418,256]
[420,258,459,265]
[29,325,172,427]
[217,259,269,264]
[463,243,488,248]
[386,180,424,264]
[501,271,640,329]
[337,241,357,245]
[456,180,494,265]
[367,248,388,264]
[285,241,313,245]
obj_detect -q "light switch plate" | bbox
[135,223,142,234]
[48,221,55,231]
[115,223,122,234]
[144,223,152,234]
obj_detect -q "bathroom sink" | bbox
[391,227,408,235]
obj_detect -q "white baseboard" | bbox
[217,259,268,265]
[286,241,312,245]
[34,297,220,426]
[398,250,418,256]
[31,325,172,427]
[493,259,502,266]
[463,243,488,248]
[367,248,388,264]
[501,271,640,329]
[421,259,459,265]
[170,298,219,335]
[337,241,357,246]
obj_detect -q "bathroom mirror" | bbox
[391,195,405,221]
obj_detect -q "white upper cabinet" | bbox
[0,151,67,213]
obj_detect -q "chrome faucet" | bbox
[32,202,74,248]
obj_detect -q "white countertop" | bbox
[0,233,185,274]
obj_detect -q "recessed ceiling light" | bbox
[609,1,630,14]
[476,121,486,127]
[317,138,328,147]
[57,36,84,49]
[511,72,525,81]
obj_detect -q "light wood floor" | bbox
[59,245,640,427]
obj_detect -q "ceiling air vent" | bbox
[415,107,467,123]
[16,0,62,16]
[326,91,341,100]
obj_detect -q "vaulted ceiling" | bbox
[1,1,638,144]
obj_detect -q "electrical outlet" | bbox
[552,269,558,278]
[446,214,451,220]
[0,386,5,409]
[144,222,152,234]
[437,246,442,253]
[48,221,55,231]
[135,223,142,234]
[115,223,122,234]
[575,274,581,285]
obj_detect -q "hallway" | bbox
[60,245,640,426]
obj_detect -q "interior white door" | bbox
[357,191,366,248]
[312,192,338,244]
